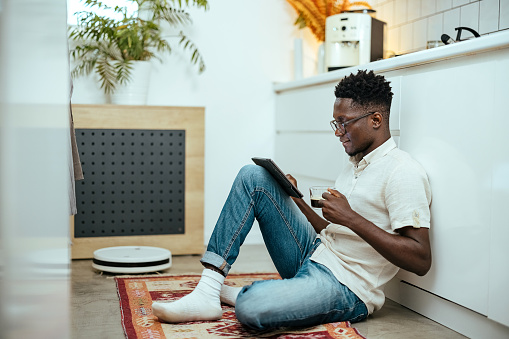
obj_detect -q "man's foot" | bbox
[220,284,242,306]
[152,269,224,323]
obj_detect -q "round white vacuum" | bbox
[92,246,172,274]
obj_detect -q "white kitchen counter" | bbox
[274,29,509,93]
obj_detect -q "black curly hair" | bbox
[334,70,393,118]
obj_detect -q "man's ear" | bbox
[372,112,383,129]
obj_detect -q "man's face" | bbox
[332,98,376,157]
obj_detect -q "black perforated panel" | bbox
[74,129,185,237]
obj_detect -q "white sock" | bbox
[220,285,242,306]
[152,269,224,323]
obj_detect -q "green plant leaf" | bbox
[178,31,205,73]
[115,60,134,84]
[295,12,307,29]
[96,57,117,93]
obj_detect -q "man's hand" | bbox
[285,174,298,188]
[319,189,431,276]
[286,174,301,202]
[285,174,329,233]
[319,188,359,225]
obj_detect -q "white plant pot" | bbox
[111,61,151,105]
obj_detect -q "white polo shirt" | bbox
[310,138,431,314]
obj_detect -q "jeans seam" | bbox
[252,187,305,255]
[270,301,366,326]
[346,300,368,322]
[222,200,254,259]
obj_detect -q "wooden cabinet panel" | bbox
[71,104,205,258]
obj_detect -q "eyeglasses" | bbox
[330,112,376,134]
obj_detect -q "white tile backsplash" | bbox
[460,2,480,35]
[388,26,401,53]
[479,0,499,34]
[437,0,453,12]
[413,18,428,50]
[453,0,470,7]
[400,23,414,52]
[408,0,422,21]
[443,7,461,39]
[500,0,509,29]
[372,0,505,55]
[376,3,385,21]
[386,1,396,24]
[379,1,395,26]
[422,0,437,17]
[428,13,444,42]
[394,0,408,25]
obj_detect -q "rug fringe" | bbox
[107,271,178,279]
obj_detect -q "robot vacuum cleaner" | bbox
[92,246,172,274]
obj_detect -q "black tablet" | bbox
[251,157,304,198]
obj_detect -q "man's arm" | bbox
[320,189,432,276]
[286,174,329,234]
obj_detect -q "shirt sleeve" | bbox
[385,161,432,231]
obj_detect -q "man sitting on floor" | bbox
[152,69,432,330]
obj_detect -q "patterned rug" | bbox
[115,273,366,339]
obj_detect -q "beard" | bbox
[342,138,373,158]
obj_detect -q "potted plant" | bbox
[68,0,208,104]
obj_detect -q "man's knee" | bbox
[239,164,263,177]
[237,164,270,185]
[235,292,270,330]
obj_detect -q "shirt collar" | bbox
[349,137,397,167]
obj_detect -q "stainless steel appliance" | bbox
[325,12,386,71]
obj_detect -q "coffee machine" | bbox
[325,12,386,71]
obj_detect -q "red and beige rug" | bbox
[115,273,366,339]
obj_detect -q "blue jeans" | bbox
[200,165,368,330]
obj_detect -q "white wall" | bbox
[0,0,71,338]
[71,1,320,245]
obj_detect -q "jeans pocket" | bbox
[300,239,322,266]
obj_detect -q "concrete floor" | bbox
[71,245,466,339]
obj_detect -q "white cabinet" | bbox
[386,49,509,337]
[275,81,345,196]
[487,54,509,328]
[395,58,496,315]
[274,32,509,337]
[275,82,336,133]
[275,76,402,187]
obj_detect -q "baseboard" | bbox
[385,279,509,339]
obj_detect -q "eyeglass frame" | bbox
[330,111,377,134]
